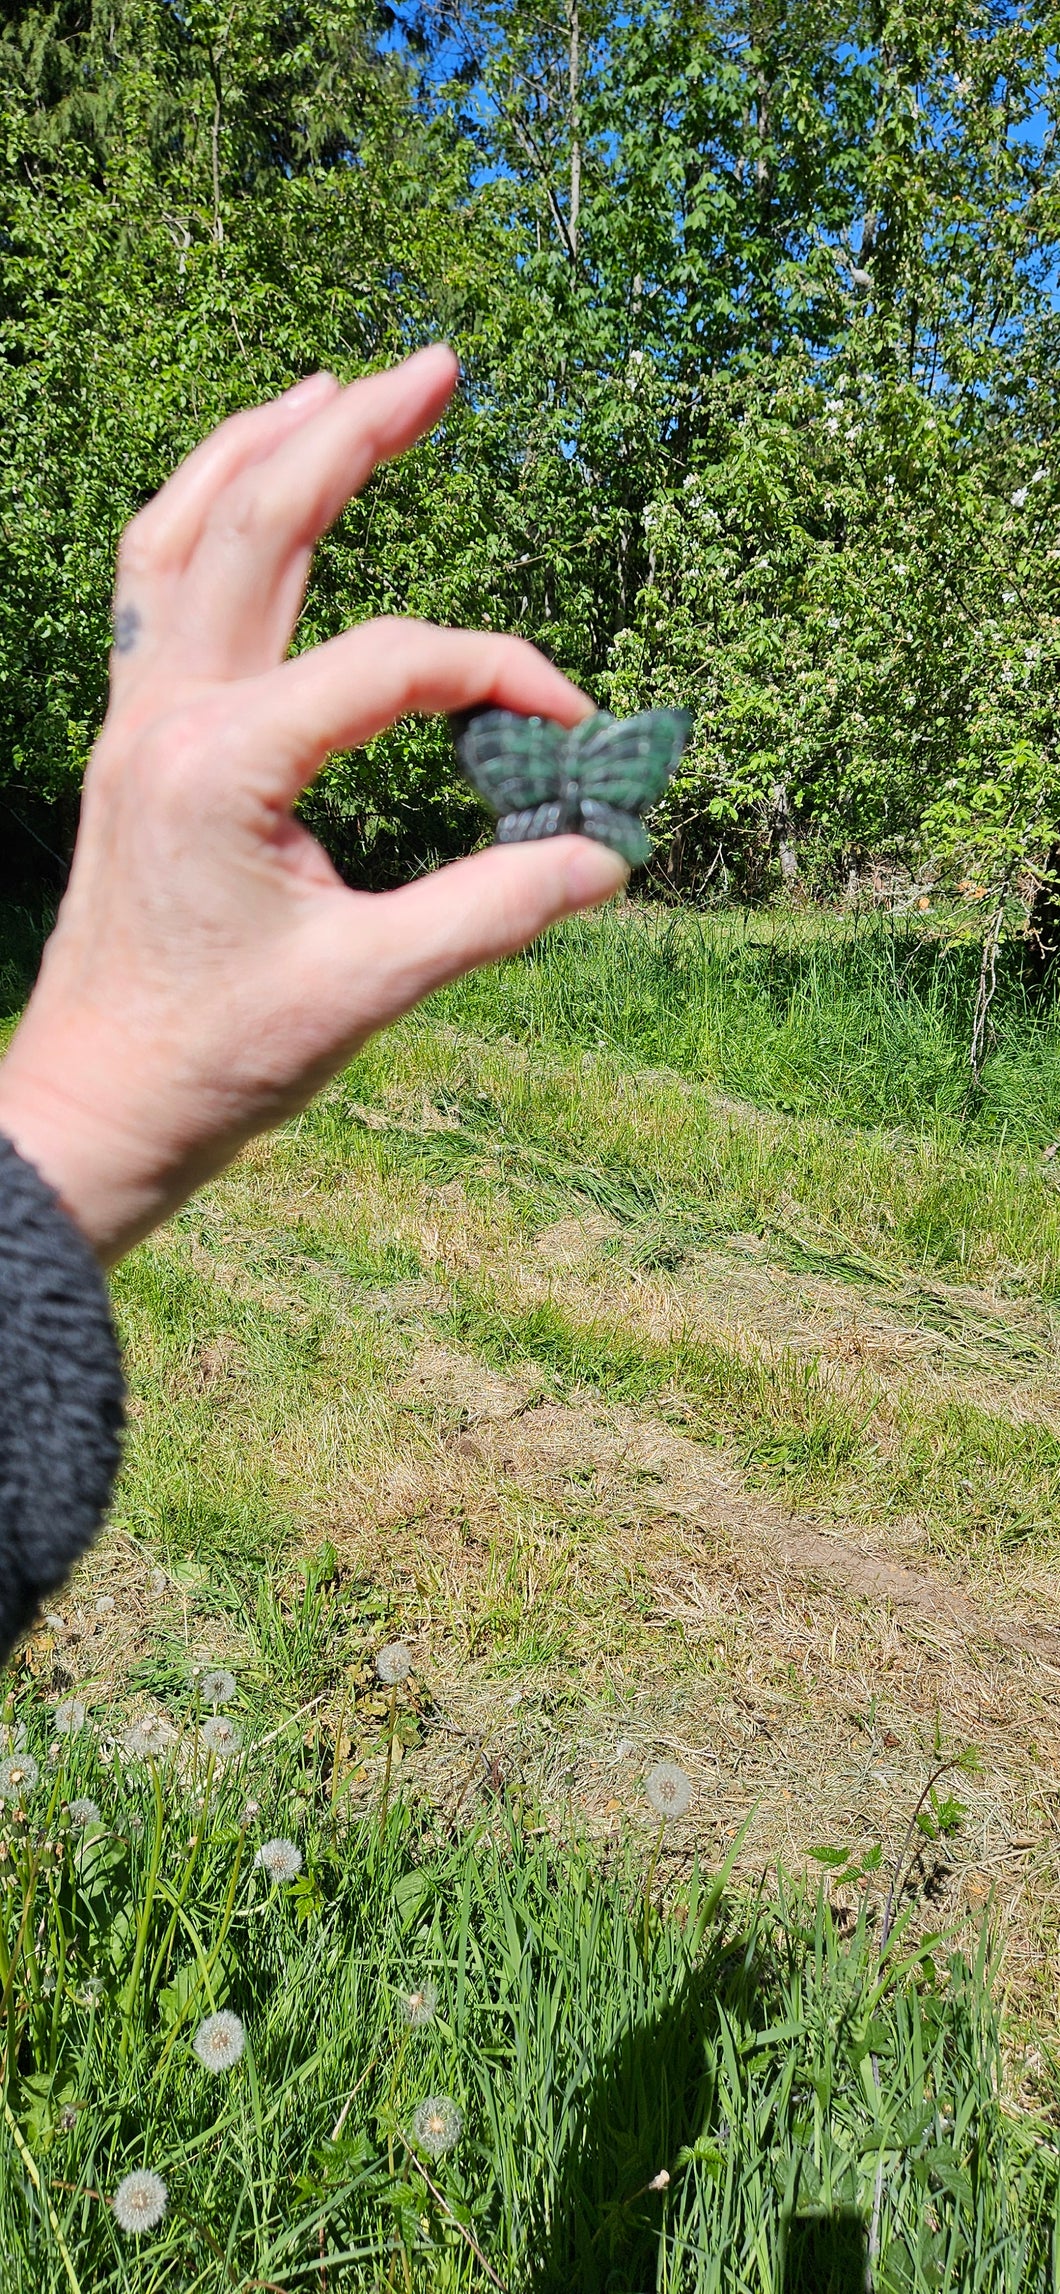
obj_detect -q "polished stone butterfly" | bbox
[452,705,693,869]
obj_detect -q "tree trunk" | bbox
[770,781,798,885]
[567,0,580,260]
[1023,843,1060,987]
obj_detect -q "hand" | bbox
[0,347,626,1264]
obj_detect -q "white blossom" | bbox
[197,1669,236,1708]
[124,1714,178,1762]
[400,1980,438,2028]
[253,1837,302,1885]
[0,1754,39,1801]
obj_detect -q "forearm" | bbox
[0,1133,125,1658]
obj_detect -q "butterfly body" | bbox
[452,706,692,869]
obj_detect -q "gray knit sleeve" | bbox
[0,1134,124,1661]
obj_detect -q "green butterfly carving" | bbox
[451,706,693,868]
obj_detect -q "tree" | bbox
[3,0,1060,915]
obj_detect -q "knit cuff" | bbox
[0,1134,124,1660]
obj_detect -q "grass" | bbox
[5,894,1060,2283]
[437,1282,1060,1554]
[0,1645,1056,2293]
[424,904,1060,1141]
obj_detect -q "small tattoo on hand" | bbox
[112,602,142,654]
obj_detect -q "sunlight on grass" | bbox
[6,897,1060,2284]
[0,1660,1055,2292]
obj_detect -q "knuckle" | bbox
[368,615,418,649]
[116,509,158,579]
[211,471,271,544]
[134,701,232,800]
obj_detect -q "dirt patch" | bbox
[402,1343,1060,1658]
[376,1339,1060,2011]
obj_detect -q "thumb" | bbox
[322,836,628,1034]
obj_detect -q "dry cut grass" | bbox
[31,913,1060,2039]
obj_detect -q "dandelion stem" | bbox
[119,1759,166,2063]
[3,2093,84,2294]
[399,2134,509,2294]
[379,1686,398,1839]
[641,1817,666,1957]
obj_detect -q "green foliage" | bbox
[3,1,1060,899]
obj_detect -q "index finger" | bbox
[203,344,459,558]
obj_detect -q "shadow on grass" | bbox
[527,1922,869,2294]
[781,2207,868,2292]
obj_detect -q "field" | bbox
[3,898,1060,2288]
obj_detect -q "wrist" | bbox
[0,1028,174,1266]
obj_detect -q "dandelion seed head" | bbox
[124,1714,177,1762]
[375,1641,412,1687]
[412,2094,463,2157]
[94,1595,115,1616]
[198,1669,236,1708]
[645,1761,693,1821]
[201,1715,243,1758]
[113,2169,167,2235]
[44,1612,65,1632]
[193,2009,245,2073]
[54,1698,87,1736]
[68,1797,101,1828]
[253,1837,302,1885]
[81,1976,105,2004]
[58,2103,79,2132]
[0,1753,39,1801]
[400,1980,438,2028]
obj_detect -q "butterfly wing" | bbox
[451,707,568,819]
[569,709,692,815]
[576,799,651,869]
[496,802,569,844]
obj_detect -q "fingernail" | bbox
[285,370,336,404]
[562,842,630,904]
[406,342,460,377]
